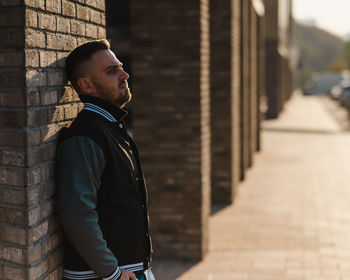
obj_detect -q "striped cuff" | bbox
[64,262,143,280]
[63,267,121,280]
[102,267,122,280]
[63,269,98,279]
[120,262,144,272]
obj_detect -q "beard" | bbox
[93,80,132,108]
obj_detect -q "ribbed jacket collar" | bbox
[79,95,128,122]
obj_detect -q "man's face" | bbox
[88,49,131,108]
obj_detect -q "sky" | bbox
[293,0,350,38]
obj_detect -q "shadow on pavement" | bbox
[210,203,229,216]
[152,203,229,279]
[263,126,339,135]
[152,259,199,280]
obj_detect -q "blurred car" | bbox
[330,77,350,99]
[330,73,350,106]
[330,84,343,100]
[339,85,350,108]
[302,72,343,95]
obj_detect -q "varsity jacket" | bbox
[56,95,152,280]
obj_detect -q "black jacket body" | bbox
[56,95,152,279]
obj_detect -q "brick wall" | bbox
[0,2,27,279]
[0,1,105,278]
[131,0,211,260]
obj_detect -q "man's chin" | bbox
[118,92,132,108]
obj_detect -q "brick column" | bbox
[256,12,265,152]
[131,0,211,260]
[249,6,258,158]
[240,0,251,180]
[0,1,105,279]
[264,0,282,119]
[210,0,241,204]
[231,0,241,196]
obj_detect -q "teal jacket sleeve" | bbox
[56,136,121,279]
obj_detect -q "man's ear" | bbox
[77,77,96,95]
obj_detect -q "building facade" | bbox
[0,0,293,278]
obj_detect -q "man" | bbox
[56,40,154,280]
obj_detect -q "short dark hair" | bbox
[65,39,110,92]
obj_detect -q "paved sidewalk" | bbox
[152,92,350,280]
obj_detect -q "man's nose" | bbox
[121,69,129,80]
